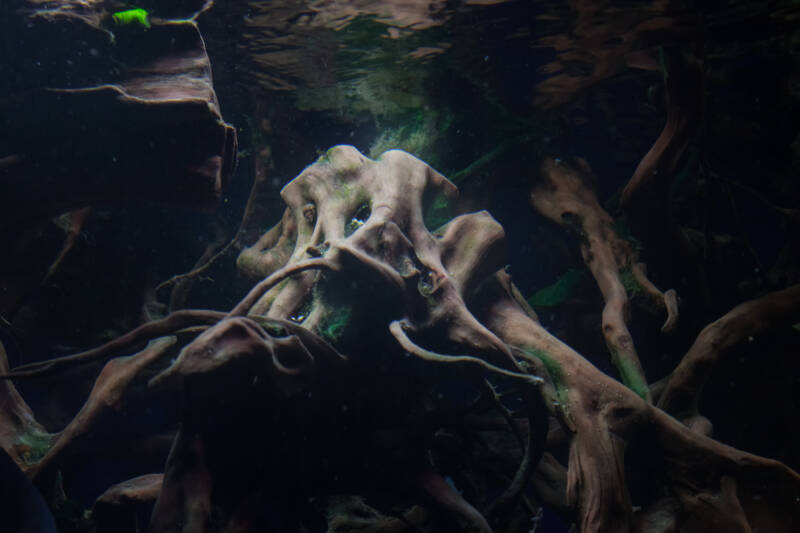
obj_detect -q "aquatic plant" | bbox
[527,269,587,308]
[111,8,151,29]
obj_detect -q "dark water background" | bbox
[2,0,800,531]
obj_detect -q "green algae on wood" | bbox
[250,316,288,338]
[517,346,574,428]
[611,351,650,400]
[15,425,54,464]
[618,266,643,298]
[112,8,151,29]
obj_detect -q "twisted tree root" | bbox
[416,467,492,533]
[91,474,164,533]
[658,283,800,419]
[0,339,50,464]
[0,310,225,380]
[485,388,547,525]
[530,157,678,400]
[477,270,800,533]
[389,319,543,385]
[5,145,797,533]
[26,337,177,482]
[227,257,337,317]
[620,49,708,302]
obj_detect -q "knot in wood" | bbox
[302,203,316,224]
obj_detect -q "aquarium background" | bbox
[1,0,799,532]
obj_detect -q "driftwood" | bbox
[1,146,797,532]
[530,156,678,401]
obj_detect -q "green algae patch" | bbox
[328,147,367,175]
[318,306,352,344]
[112,8,151,29]
[618,267,643,298]
[16,426,54,464]
[517,346,574,428]
[333,183,368,205]
[611,352,650,400]
[527,269,587,308]
[369,109,444,164]
[251,317,288,338]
